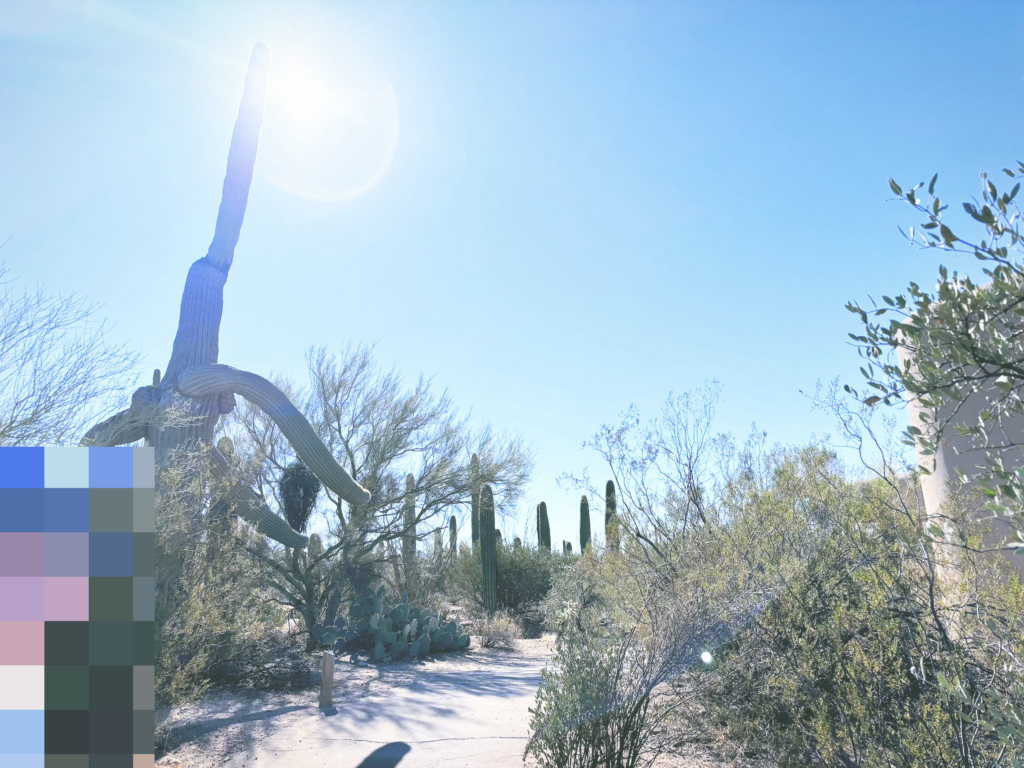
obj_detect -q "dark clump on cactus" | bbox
[513,536,522,548]
[309,585,470,663]
[537,501,551,551]
[449,515,457,558]
[579,495,591,553]
[605,479,619,552]
[470,453,481,548]
[278,461,321,533]
[480,484,498,614]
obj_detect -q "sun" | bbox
[262,60,400,203]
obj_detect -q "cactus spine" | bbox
[579,495,591,553]
[470,453,480,548]
[480,484,497,613]
[537,501,551,551]
[605,480,619,552]
[449,515,457,560]
[402,474,416,582]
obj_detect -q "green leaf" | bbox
[940,224,957,246]
[889,178,903,196]
[863,396,882,407]
[928,173,938,195]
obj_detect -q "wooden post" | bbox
[319,650,334,708]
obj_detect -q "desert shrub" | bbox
[155,450,307,705]
[526,625,690,768]
[541,557,607,637]
[451,540,568,622]
[477,609,523,650]
[699,474,1024,768]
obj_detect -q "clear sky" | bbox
[2,1,1023,545]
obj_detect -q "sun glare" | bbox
[263,58,400,203]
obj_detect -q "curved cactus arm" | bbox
[81,407,147,447]
[208,444,309,548]
[178,363,371,506]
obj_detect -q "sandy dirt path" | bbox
[157,638,554,768]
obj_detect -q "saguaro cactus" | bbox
[402,474,416,582]
[605,480,619,553]
[579,495,591,553]
[563,540,572,554]
[513,536,521,548]
[480,484,497,614]
[449,515,457,560]
[537,502,551,551]
[470,453,481,548]
[80,43,371,549]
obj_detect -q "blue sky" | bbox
[2,1,1023,545]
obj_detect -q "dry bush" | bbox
[477,609,523,650]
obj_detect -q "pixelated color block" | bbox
[0,449,43,489]
[0,534,44,576]
[0,666,44,709]
[43,490,88,533]
[43,449,88,489]
[132,448,154,490]
[0,490,43,532]
[44,534,88,577]
[87,449,132,489]
[43,578,88,621]
[0,622,44,664]
[0,710,44,753]
[0,578,44,620]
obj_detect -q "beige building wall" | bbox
[897,343,1024,580]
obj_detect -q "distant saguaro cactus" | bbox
[449,515,457,560]
[279,461,321,533]
[537,502,551,551]
[480,485,497,613]
[402,474,416,582]
[496,529,503,545]
[513,536,521,548]
[563,540,572,554]
[579,495,591,553]
[470,453,481,548]
[605,480,619,552]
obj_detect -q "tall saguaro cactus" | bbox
[605,480,619,553]
[470,453,480,548]
[579,495,591,553]
[537,502,551,551]
[449,515,457,561]
[480,484,497,614]
[402,474,416,582]
[81,43,370,549]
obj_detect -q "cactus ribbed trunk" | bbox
[579,495,591,553]
[480,484,497,614]
[605,480,619,552]
[537,502,551,551]
[449,515,457,560]
[402,474,416,584]
[470,453,480,548]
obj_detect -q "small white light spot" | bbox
[701,651,713,664]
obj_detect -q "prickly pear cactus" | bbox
[480,484,498,614]
[310,585,470,663]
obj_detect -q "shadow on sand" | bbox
[354,742,411,767]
